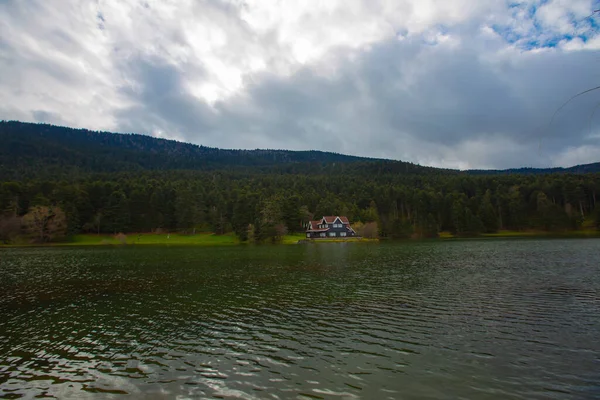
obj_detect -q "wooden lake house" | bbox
[306,216,357,239]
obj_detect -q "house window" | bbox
[340,232,346,237]
[320,232,326,237]
[329,232,337,237]
[306,233,310,238]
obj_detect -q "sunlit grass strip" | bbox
[3,231,597,248]
[482,230,600,238]
[64,233,240,246]
[436,230,600,239]
[281,233,307,244]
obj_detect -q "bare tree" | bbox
[274,223,288,242]
[355,221,379,239]
[22,206,67,243]
[114,232,128,245]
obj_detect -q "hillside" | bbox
[0,121,438,179]
[468,164,600,175]
[0,121,599,243]
[1,121,599,180]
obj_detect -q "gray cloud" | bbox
[207,33,600,167]
[0,0,598,169]
[114,56,216,139]
[32,110,65,125]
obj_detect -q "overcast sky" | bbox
[1,0,599,169]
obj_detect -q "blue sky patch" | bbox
[493,1,599,50]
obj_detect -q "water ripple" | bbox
[1,240,600,399]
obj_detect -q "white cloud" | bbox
[561,35,600,50]
[0,0,598,168]
[553,144,600,167]
[536,0,592,33]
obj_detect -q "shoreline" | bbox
[1,230,599,248]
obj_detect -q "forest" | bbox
[1,121,599,244]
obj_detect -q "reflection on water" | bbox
[1,240,599,399]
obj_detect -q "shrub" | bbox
[114,232,127,245]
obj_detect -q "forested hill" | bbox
[469,164,600,175]
[1,120,599,242]
[2,121,599,179]
[0,120,439,179]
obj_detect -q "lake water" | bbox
[1,239,599,399]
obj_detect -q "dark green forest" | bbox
[1,121,599,243]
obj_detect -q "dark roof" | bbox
[307,216,352,232]
[322,216,350,224]
[307,220,331,232]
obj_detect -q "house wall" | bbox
[307,224,356,238]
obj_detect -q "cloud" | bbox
[0,0,599,169]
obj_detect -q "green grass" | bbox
[1,232,372,247]
[438,229,600,239]
[4,229,597,248]
[581,217,597,230]
[65,233,373,246]
[64,233,240,246]
[482,230,600,238]
[282,233,307,244]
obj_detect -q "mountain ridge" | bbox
[1,120,598,179]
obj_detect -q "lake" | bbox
[1,239,599,399]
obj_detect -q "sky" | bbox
[1,0,599,170]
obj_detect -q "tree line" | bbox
[1,170,599,244]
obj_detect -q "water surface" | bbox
[1,239,599,399]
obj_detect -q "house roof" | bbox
[307,220,331,232]
[307,216,352,232]
[308,221,322,230]
[322,216,350,224]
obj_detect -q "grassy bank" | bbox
[0,233,241,247]
[439,229,600,239]
[2,230,598,248]
[67,233,240,246]
[1,232,316,247]
[66,233,378,246]
[483,230,600,238]
[61,233,374,246]
[281,233,307,244]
